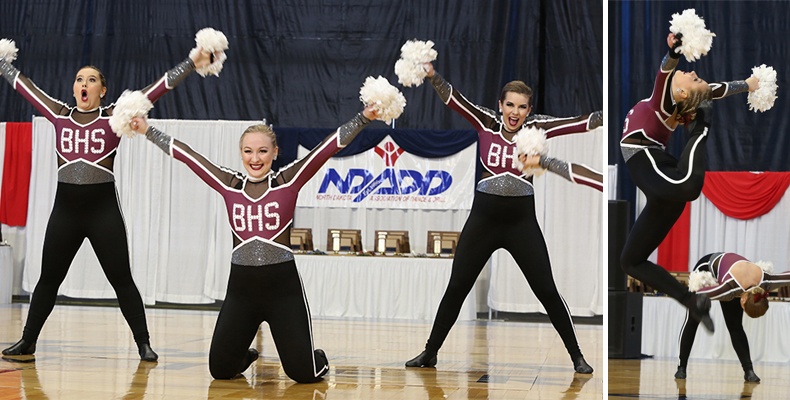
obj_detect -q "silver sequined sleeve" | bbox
[710,80,749,100]
[165,58,196,89]
[540,156,572,182]
[145,126,173,154]
[587,110,603,130]
[337,113,371,146]
[0,59,19,85]
[661,53,679,72]
[428,73,452,103]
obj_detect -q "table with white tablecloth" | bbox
[641,296,790,363]
[294,254,477,321]
[0,245,13,304]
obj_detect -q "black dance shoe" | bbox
[573,356,593,374]
[674,366,687,379]
[744,369,760,383]
[138,343,159,362]
[405,350,437,368]
[683,293,714,333]
[315,349,329,378]
[242,348,259,372]
[2,339,36,356]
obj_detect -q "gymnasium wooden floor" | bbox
[0,304,601,399]
[609,357,790,399]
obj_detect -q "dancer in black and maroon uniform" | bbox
[675,252,790,382]
[0,45,215,361]
[618,32,760,333]
[404,62,601,373]
[129,105,383,382]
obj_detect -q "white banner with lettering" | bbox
[296,136,476,210]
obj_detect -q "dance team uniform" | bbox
[677,252,790,380]
[618,48,750,303]
[0,57,197,359]
[408,72,602,370]
[143,113,371,381]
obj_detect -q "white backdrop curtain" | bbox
[23,117,602,316]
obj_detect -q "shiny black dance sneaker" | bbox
[683,293,714,333]
[2,338,36,356]
[743,369,760,383]
[315,349,329,378]
[573,356,593,374]
[137,343,159,362]
[242,348,259,372]
[674,366,687,379]
[405,350,437,368]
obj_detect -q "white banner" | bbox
[296,136,475,210]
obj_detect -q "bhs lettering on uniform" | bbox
[486,142,518,168]
[60,127,106,154]
[231,202,281,231]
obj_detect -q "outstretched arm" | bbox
[424,62,499,132]
[138,49,215,103]
[520,154,603,192]
[709,76,758,100]
[130,116,242,192]
[275,106,380,189]
[0,58,68,121]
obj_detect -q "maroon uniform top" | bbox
[695,252,790,301]
[428,73,601,197]
[145,114,370,266]
[1,58,195,184]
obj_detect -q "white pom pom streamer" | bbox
[394,40,437,87]
[755,260,774,273]
[688,270,718,292]
[748,65,778,112]
[109,90,154,138]
[359,76,406,124]
[514,126,547,177]
[189,28,229,77]
[0,38,19,63]
[669,9,716,62]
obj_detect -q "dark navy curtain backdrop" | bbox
[0,0,601,169]
[610,1,790,205]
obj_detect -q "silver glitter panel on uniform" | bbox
[476,174,534,197]
[540,156,570,181]
[620,144,663,163]
[0,59,19,84]
[232,241,295,266]
[146,126,172,153]
[337,113,371,146]
[726,80,749,95]
[588,110,603,129]
[661,53,679,72]
[59,161,114,184]
[429,73,452,103]
[165,58,196,88]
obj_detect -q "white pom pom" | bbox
[748,65,778,112]
[109,90,154,138]
[359,76,406,124]
[669,9,716,62]
[688,270,718,292]
[190,27,229,77]
[513,126,547,177]
[0,38,19,63]
[394,39,437,87]
[755,260,774,273]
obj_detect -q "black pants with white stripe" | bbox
[678,298,753,371]
[22,182,150,345]
[424,191,583,360]
[620,128,709,302]
[209,261,328,382]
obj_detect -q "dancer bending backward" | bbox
[0,46,214,361]
[405,62,602,373]
[129,106,383,382]
[619,33,759,332]
[676,252,790,382]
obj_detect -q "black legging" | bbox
[209,261,328,382]
[424,191,582,360]
[22,182,150,344]
[620,127,709,302]
[678,299,753,371]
